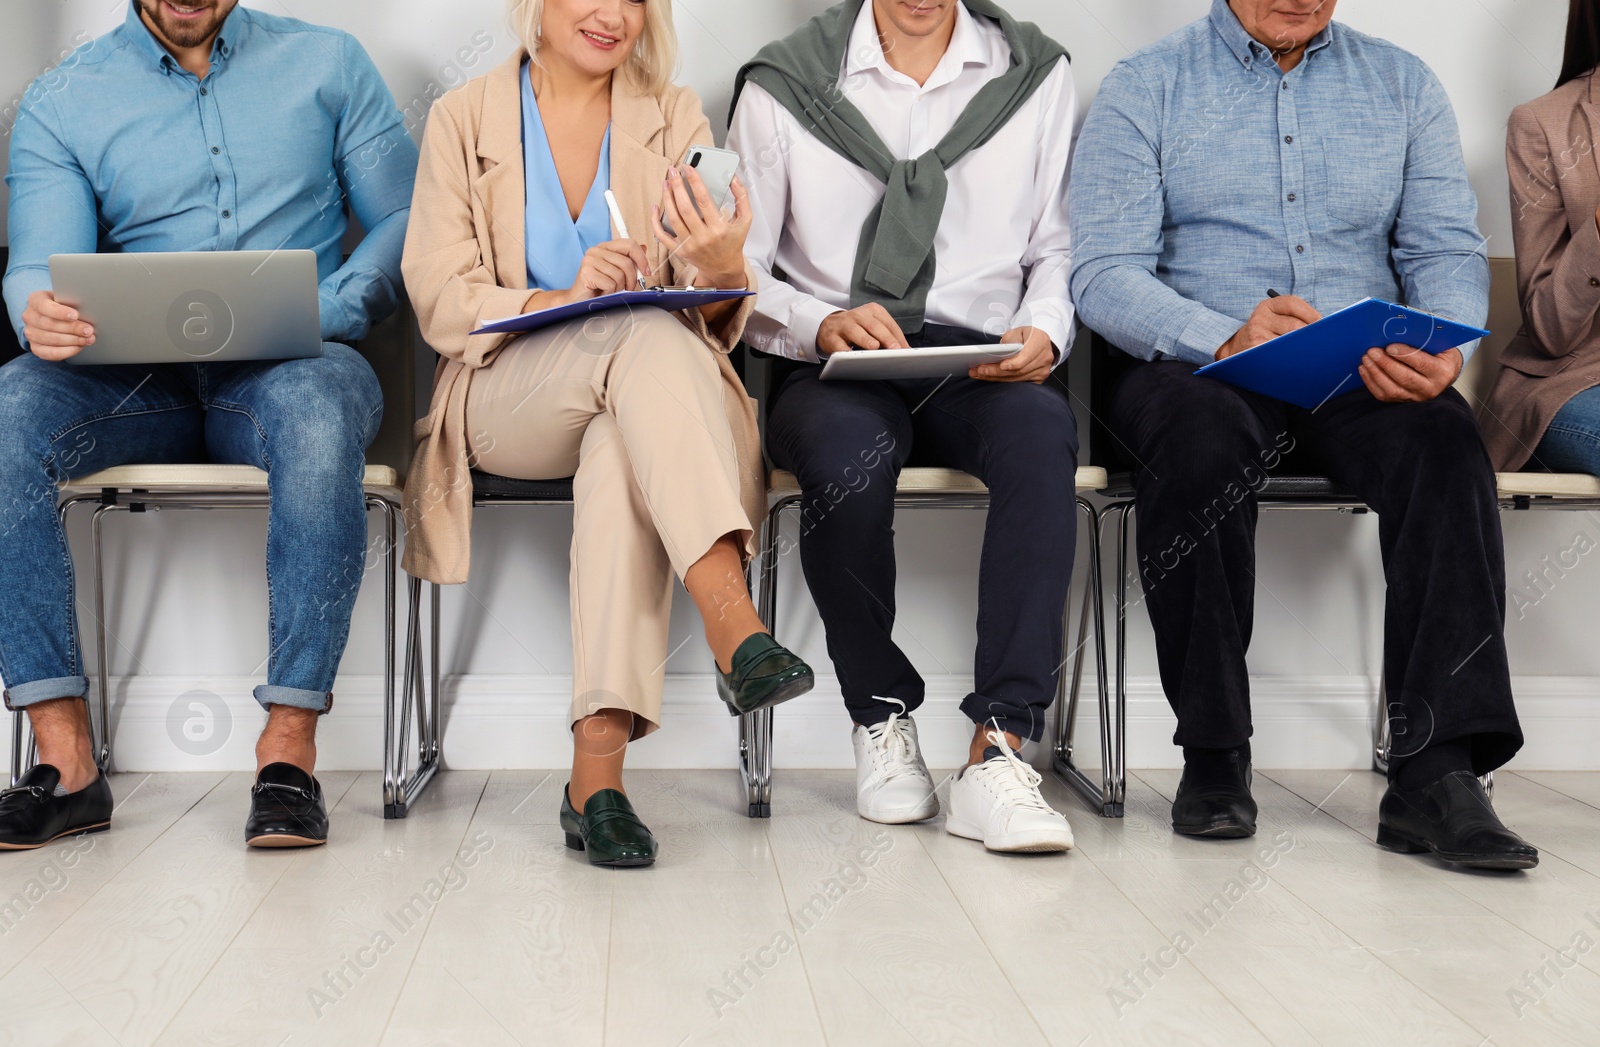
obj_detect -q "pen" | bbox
[604,189,649,291]
[1267,289,1281,299]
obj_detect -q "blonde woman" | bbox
[402,0,813,867]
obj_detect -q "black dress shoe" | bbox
[0,765,112,851]
[1172,752,1257,838]
[559,786,657,867]
[1377,771,1538,870]
[245,763,328,848]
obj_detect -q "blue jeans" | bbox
[0,345,382,713]
[1532,385,1600,475]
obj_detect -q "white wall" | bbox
[3,1,1594,776]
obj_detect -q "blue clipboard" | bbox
[470,288,754,336]
[1195,298,1489,410]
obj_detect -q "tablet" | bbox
[819,344,1021,381]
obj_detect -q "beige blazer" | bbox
[400,52,764,584]
[1483,71,1600,471]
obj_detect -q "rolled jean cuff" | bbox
[3,675,90,711]
[961,694,1047,745]
[253,685,334,714]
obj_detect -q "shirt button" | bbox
[211,146,220,155]
[200,87,208,96]
[222,209,232,218]
[1296,245,1305,253]
[1591,277,1600,287]
[1282,82,1289,90]
[1288,194,1297,202]
[1285,135,1294,144]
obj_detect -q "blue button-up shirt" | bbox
[1069,0,1489,366]
[3,3,418,349]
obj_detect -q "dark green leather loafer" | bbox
[716,633,815,717]
[559,787,657,868]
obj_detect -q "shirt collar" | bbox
[123,0,242,76]
[844,0,990,83]
[1209,0,1334,71]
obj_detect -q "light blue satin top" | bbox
[521,62,612,291]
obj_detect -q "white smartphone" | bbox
[662,145,740,237]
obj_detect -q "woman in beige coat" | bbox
[1482,1,1600,473]
[402,0,813,866]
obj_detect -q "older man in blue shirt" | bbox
[1070,0,1536,870]
[0,1,416,850]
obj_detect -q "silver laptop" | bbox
[48,250,323,365]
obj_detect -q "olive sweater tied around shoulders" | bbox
[731,0,1068,332]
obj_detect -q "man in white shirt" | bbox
[728,0,1079,854]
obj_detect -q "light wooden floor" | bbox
[2,768,1598,1047]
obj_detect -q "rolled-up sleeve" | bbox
[1068,62,1244,364]
[3,88,100,351]
[321,34,419,343]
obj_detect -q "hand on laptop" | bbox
[970,327,1054,384]
[1359,345,1463,403]
[1217,295,1321,360]
[22,291,95,361]
[816,304,910,355]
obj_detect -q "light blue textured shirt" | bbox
[521,61,611,292]
[3,2,418,349]
[1068,0,1489,366]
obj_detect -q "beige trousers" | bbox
[465,309,751,736]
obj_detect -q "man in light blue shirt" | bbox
[1070,0,1536,870]
[0,1,416,850]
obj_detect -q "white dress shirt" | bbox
[726,0,1078,365]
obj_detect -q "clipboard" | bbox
[471,288,755,336]
[1195,298,1488,410]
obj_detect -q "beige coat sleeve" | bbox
[402,91,530,367]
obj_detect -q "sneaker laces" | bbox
[863,698,920,782]
[979,725,1054,814]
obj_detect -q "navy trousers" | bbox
[767,325,1079,742]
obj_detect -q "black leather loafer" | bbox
[245,762,328,848]
[1377,771,1538,870]
[716,633,815,717]
[0,765,112,851]
[1172,754,1257,838]
[560,786,657,867]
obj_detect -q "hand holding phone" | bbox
[652,147,752,289]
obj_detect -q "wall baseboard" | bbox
[4,674,1596,773]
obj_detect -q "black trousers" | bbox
[767,325,1079,742]
[1109,361,1523,777]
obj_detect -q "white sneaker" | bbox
[946,728,1074,853]
[852,699,939,824]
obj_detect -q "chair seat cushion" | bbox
[472,472,577,501]
[1496,472,1600,499]
[768,466,1107,498]
[61,463,399,493]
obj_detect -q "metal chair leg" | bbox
[90,503,117,772]
[384,497,440,820]
[740,495,793,819]
[1372,673,1390,775]
[1052,497,1123,816]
